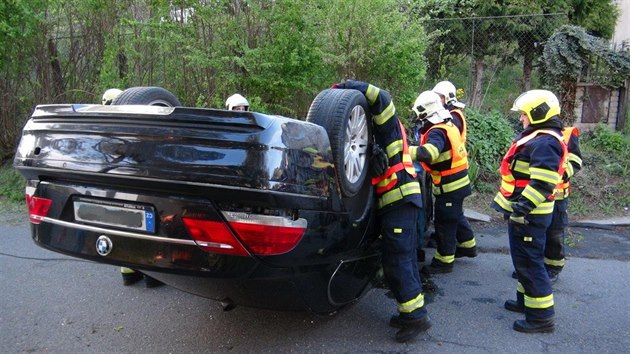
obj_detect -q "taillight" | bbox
[182,218,250,256]
[25,195,52,224]
[182,212,306,256]
[222,211,306,256]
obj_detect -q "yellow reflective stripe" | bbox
[524,293,554,309]
[568,153,582,166]
[374,102,395,125]
[120,267,136,274]
[400,181,421,195]
[393,228,402,234]
[385,139,403,158]
[544,257,565,267]
[377,182,421,209]
[366,84,379,105]
[493,193,513,212]
[523,236,533,242]
[434,150,452,163]
[530,167,560,184]
[457,239,476,248]
[500,181,515,194]
[522,185,547,205]
[424,144,439,161]
[376,174,398,189]
[513,160,530,174]
[530,201,554,214]
[565,163,574,178]
[409,146,418,160]
[434,251,455,264]
[517,282,525,294]
[451,157,467,169]
[398,292,425,313]
[434,175,470,195]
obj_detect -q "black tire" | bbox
[112,86,181,107]
[306,89,372,198]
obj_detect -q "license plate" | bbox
[73,198,155,233]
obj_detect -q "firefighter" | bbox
[431,81,476,258]
[102,88,164,288]
[512,126,582,283]
[410,91,476,274]
[332,80,431,343]
[492,89,568,333]
[432,80,467,140]
[225,93,249,111]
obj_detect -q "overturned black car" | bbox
[14,86,428,314]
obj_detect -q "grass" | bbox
[0,162,26,213]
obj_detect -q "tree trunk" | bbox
[47,38,64,102]
[560,80,577,126]
[470,56,485,108]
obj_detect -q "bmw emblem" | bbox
[96,235,113,256]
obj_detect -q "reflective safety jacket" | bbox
[410,121,470,196]
[448,106,467,143]
[335,81,421,210]
[492,128,568,216]
[555,127,583,200]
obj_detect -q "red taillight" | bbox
[182,212,306,256]
[25,195,52,224]
[223,212,306,256]
[182,218,250,256]
[229,222,305,255]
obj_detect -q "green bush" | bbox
[587,124,630,154]
[466,109,515,183]
[0,163,25,203]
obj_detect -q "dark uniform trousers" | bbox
[545,198,568,273]
[434,196,475,259]
[510,213,555,321]
[381,202,427,319]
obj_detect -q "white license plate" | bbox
[73,198,155,233]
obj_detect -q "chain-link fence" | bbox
[421,13,569,111]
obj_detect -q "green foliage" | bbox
[569,0,620,39]
[587,124,630,156]
[543,25,630,89]
[465,109,515,181]
[0,163,25,203]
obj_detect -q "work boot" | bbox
[389,314,404,328]
[421,258,453,275]
[394,316,432,343]
[121,268,143,286]
[417,249,426,263]
[455,246,478,258]
[144,275,164,288]
[548,269,560,284]
[504,300,525,313]
[513,318,554,333]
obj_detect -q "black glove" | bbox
[370,144,388,177]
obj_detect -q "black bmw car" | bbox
[13,87,395,314]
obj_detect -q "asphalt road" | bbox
[1,212,629,353]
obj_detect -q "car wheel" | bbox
[112,86,181,107]
[306,89,372,198]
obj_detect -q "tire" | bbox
[112,86,181,107]
[306,89,372,198]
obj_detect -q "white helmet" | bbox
[225,93,249,111]
[413,91,451,124]
[432,81,462,107]
[102,88,123,105]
